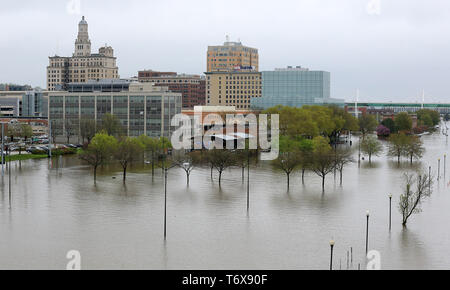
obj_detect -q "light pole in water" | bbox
[389,194,392,231]
[164,163,189,240]
[365,210,370,254]
[429,166,432,192]
[329,239,335,270]
[164,167,169,240]
[444,154,446,179]
[438,158,440,181]
[358,135,361,165]
[247,151,250,213]
[1,122,4,178]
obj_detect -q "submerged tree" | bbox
[172,152,195,186]
[404,136,425,164]
[271,137,301,190]
[361,135,382,163]
[207,149,236,187]
[79,132,118,183]
[310,136,335,191]
[387,133,409,164]
[334,147,355,186]
[298,138,314,185]
[114,137,144,182]
[399,172,433,226]
[138,135,160,177]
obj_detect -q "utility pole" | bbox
[247,150,250,213]
[1,122,4,177]
[48,121,52,158]
[8,146,11,209]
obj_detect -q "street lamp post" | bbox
[139,111,144,136]
[7,145,11,209]
[365,210,370,254]
[247,151,250,213]
[1,122,4,178]
[389,194,392,231]
[358,135,361,165]
[163,163,179,240]
[438,158,440,181]
[164,167,168,240]
[182,162,191,186]
[444,154,446,179]
[329,239,335,270]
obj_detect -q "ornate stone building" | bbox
[46,16,119,91]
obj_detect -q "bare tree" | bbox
[272,151,300,190]
[65,119,76,144]
[207,149,236,187]
[80,119,96,144]
[334,148,355,186]
[399,172,433,227]
[172,152,195,185]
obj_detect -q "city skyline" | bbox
[1,0,450,103]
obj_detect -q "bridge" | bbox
[345,102,450,114]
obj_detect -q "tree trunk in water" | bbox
[302,169,305,185]
[287,173,290,190]
[151,160,154,177]
[322,175,325,191]
[186,173,190,186]
[410,155,413,164]
[398,155,400,164]
[340,170,343,186]
[219,171,222,187]
[242,166,244,182]
[94,166,97,183]
[123,166,127,182]
[211,166,213,179]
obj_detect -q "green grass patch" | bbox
[5,154,48,162]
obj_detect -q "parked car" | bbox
[26,146,43,153]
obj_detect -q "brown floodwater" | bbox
[1,128,450,269]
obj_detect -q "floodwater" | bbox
[1,129,450,270]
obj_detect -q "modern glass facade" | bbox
[49,92,181,141]
[251,69,344,110]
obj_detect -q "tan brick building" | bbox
[205,70,261,109]
[138,70,206,109]
[207,38,259,72]
[47,16,119,91]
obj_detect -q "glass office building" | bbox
[49,80,182,142]
[251,67,344,110]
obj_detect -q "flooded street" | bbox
[1,129,450,270]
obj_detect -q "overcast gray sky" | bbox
[1,0,450,102]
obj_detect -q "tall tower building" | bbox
[74,16,91,57]
[47,16,119,91]
[207,38,259,72]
